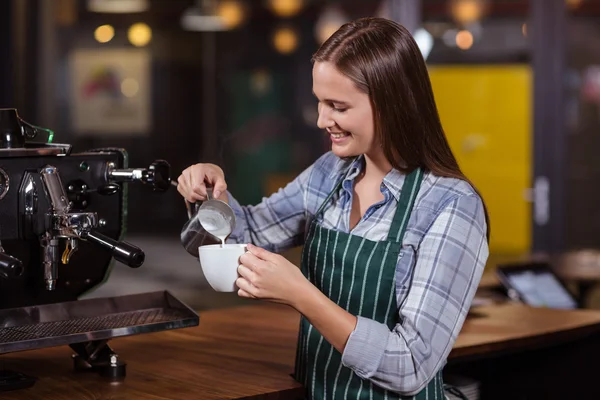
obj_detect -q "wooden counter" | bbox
[3,302,600,399]
[0,303,304,400]
[452,303,600,360]
[445,304,600,399]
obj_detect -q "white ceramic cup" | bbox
[198,243,247,292]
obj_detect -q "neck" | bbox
[362,150,392,181]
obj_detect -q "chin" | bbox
[331,144,360,159]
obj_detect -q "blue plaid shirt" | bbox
[186,151,489,394]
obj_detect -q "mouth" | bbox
[328,131,350,139]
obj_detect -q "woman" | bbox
[178,17,489,400]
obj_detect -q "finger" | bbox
[178,176,204,203]
[240,252,269,274]
[189,167,208,200]
[177,174,195,203]
[177,185,192,203]
[247,243,279,263]
[237,288,255,299]
[176,175,187,196]
[206,171,227,199]
[176,173,188,194]
[239,251,260,270]
[237,264,258,283]
[236,277,258,297]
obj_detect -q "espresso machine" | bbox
[0,109,198,388]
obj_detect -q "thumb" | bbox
[247,243,277,262]
[206,171,227,199]
[213,181,227,200]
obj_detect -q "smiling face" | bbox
[312,61,378,159]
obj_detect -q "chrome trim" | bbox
[40,165,70,214]
[23,174,37,215]
[0,143,71,158]
[0,167,8,200]
[41,234,59,292]
[54,212,98,237]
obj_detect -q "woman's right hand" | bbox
[176,163,228,203]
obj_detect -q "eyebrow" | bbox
[312,90,349,106]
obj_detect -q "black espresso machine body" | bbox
[0,147,132,307]
[0,108,198,385]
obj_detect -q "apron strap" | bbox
[314,165,424,243]
[387,168,424,242]
[314,172,347,217]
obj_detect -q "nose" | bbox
[316,103,334,130]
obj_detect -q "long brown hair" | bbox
[312,17,490,241]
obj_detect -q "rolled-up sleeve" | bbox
[341,194,489,395]
[226,165,310,252]
[181,163,313,254]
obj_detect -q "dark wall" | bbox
[45,0,328,235]
[0,1,13,107]
[565,16,600,249]
[1,0,388,236]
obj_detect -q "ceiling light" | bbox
[413,28,434,60]
[217,0,245,29]
[314,5,348,44]
[181,0,244,32]
[273,26,299,54]
[449,0,489,25]
[455,30,474,50]
[128,23,152,47]
[94,24,115,43]
[87,0,149,13]
[267,0,304,18]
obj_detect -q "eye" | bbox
[330,103,347,112]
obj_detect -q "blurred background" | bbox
[1,0,600,309]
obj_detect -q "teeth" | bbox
[331,132,348,139]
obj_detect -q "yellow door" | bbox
[428,65,532,255]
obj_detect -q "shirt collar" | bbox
[328,155,363,181]
[382,168,407,202]
[345,156,364,181]
[328,154,409,202]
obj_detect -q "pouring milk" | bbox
[197,208,233,246]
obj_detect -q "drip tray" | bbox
[0,291,199,354]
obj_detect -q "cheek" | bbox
[338,112,374,140]
[358,109,375,141]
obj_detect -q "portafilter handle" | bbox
[0,251,24,279]
[0,223,23,279]
[81,230,145,268]
[107,159,172,192]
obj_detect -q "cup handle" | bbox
[206,186,213,201]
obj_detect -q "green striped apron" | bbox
[294,167,445,400]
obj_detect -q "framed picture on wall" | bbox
[68,48,151,136]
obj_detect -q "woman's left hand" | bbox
[237,243,308,307]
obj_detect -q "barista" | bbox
[177,17,489,400]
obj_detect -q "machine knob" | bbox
[82,230,145,268]
[97,183,120,196]
[146,160,171,192]
[0,252,24,279]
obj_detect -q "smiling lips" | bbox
[328,130,350,144]
[328,130,350,139]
